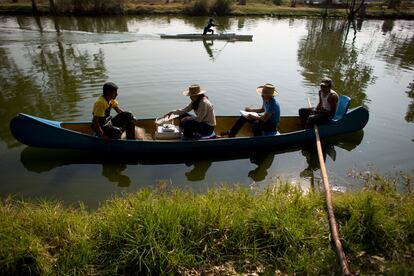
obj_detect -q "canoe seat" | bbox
[333,95,351,121]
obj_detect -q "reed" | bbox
[0,174,413,274]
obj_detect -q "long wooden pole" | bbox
[308,99,352,275]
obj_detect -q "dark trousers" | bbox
[179,113,215,138]
[229,116,276,137]
[203,27,213,35]
[299,108,333,128]
[106,112,135,140]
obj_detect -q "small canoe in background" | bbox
[9,105,369,155]
[160,33,253,41]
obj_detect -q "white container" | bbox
[155,124,181,140]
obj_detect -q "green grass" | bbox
[0,175,413,274]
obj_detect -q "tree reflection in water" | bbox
[376,20,414,124]
[0,16,108,149]
[405,82,414,124]
[297,19,375,107]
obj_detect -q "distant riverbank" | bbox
[1,1,413,19]
[1,173,413,274]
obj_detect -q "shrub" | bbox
[210,0,233,15]
[185,0,209,15]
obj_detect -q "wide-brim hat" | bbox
[256,83,278,96]
[183,84,206,96]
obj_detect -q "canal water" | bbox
[0,15,413,208]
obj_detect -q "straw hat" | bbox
[256,83,278,96]
[182,84,206,96]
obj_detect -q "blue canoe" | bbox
[10,96,369,155]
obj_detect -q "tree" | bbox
[347,0,366,20]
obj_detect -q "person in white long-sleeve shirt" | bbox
[164,84,216,139]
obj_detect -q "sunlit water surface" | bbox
[0,15,413,208]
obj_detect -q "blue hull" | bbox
[10,107,369,154]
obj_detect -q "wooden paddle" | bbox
[307,98,352,275]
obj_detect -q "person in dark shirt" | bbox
[203,18,217,35]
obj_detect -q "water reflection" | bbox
[20,131,364,186]
[203,39,215,60]
[1,16,413,201]
[0,40,107,149]
[202,39,232,61]
[248,153,275,182]
[406,81,414,124]
[0,48,42,148]
[102,163,131,187]
[12,15,129,33]
[184,160,212,181]
[380,30,414,72]
[297,19,375,107]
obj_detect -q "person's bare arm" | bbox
[259,111,272,122]
[114,106,123,114]
[327,93,339,116]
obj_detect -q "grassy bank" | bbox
[0,0,413,18]
[1,174,413,274]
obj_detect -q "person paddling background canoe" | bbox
[203,18,218,35]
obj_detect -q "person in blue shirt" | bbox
[203,18,217,35]
[221,83,281,137]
